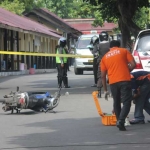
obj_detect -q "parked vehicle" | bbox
[132,29,150,72]
[74,34,99,75]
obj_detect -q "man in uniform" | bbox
[56,37,70,88]
[90,35,99,87]
[96,31,110,97]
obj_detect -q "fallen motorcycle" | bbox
[0,87,61,114]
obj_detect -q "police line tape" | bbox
[0,51,93,58]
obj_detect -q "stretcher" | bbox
[92,91,117,126]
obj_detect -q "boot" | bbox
[57,77,62,88]
[116,120,126,131]
[97,88,101,98]
[63,77,70,88]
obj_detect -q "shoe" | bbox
[58,85,62,88]
[147,120,150,123]
[97,92,101,98]
[129,119,145,124]
[91,84,97,87]
[116,121,126,131]
[64,85,70,88]
[124,117,131,126]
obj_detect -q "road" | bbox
[0,67,150,150]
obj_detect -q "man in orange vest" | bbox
[100,40,136,131]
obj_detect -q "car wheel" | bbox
[79,69,83,75]
[74,68,83,75]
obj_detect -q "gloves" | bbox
[61,63,64,67]
[94,52,99,58]
[104,91,110,100]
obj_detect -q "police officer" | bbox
[56,37,70,88]
[96,31,110,97]
[90,36,99,87]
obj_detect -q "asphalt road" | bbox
[0,67,150,150]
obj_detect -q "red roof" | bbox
[66,21,117,34]
[0,8,61,38]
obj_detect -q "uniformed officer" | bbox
[96,31,110,97]
[56,37,70,88]
[90,36,100,87]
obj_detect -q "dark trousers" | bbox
[110,81,132,123]
[93,58,98,84]
[57,63,68,86]
[97,62,103,90]
[67,59,70,71]
[134,83,150,120]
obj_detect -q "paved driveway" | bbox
[0,68,150,150]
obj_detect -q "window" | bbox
[76,37,91,49]
[137,34,150,52]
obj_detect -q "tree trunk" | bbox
[118,18,132,50]
[117,0,141,50]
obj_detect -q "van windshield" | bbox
[76,37,91,49]
[137,34,150,52]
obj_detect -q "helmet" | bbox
[90,35,99,45]
[99,31,109,41]
[58,37,67,47]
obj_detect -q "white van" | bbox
[74,34,99,75]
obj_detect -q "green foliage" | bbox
[0,0,25,15]
[86,0,150,33]
[20,0,36,12]
[134,7,149,30]
[1,0,149,31]
[87,0,149,25]
[34,0,79,18]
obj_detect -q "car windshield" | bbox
[76,37,91,49]
[137,34,150,52]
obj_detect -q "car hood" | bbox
[76,49,93,56]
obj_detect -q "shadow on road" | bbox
[5,117,150,150]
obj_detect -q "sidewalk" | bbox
[0,68,57,77]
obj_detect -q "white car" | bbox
[74,34,99,75]
[132,29,150,72]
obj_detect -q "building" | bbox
[0,8,81,76]
[64,18,117,36]
[24,8,82,49]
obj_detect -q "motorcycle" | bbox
[0,87,61,114]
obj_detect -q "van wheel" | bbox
[74,68,83,75]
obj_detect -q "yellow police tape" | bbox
[0,51,93,58]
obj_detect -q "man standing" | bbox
[56,37,70,88]
[101,40,136,131]
[90,35,99,87]
[96,31,110,97]
[130,71,150,124]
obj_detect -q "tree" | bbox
[33,0,102,19]
[86,0,149,49]
[0,0,25,15]
[34,0,80,18]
